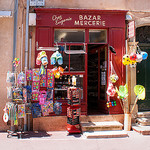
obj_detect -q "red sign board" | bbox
[35,8,126,28]
[128,21,135,38]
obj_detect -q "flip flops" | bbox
[50,51,63,65]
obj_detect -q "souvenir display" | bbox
[53,102,62,115]
[32,81,40,91]
[32,91,39,101]
[6,71,15,83]
[13,58,20,68]
[47,69,54,88]
[106,83,116,97]
[40,74,47,87]
[32,68,40,81]
[39,90,47,105]
[36,51,48,75]
[18,104,25,118]
[17,72,25,84]
[23,88,27,103]
[7,87,12,99]
[41,100,53,116]
[107,100,117,108]
[31,103,41,118]
[47,88,53,100]
[50,51,63,65]
[26,70,32,81]
[12,87,23,100]
[116,84,128,100]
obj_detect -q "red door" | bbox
[109,28,126,114]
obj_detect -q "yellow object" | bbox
[122,54,131,65]
[134,85,145,100]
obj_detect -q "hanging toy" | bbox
[134,85,145,100]
[136,54,143,63]
[13,58,20,68]
[3,107,9,123]
[122,54,131,65]
[106,83,116,97]
[141,51,148,60]
[129,53,137,61]
[36,51,48,75]
[110,74,118,83]
[107,100,117,108]
[116,84,128,100]
[129,60,137,68]
[50,51,63,65]
[17,72,25,84]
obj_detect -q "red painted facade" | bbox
[35,8,126,115]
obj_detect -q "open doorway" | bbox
[88,44,108,115]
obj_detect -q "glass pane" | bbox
[54,29,85,43]
[70,54,85,71]
[89,29,107,43]
[54,75,84,100]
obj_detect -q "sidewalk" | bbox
[0,131,150,150]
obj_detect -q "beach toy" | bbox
[110,74,118,83]
[141,51,148,60]
[136,54,143,62]
[13,58,20,68]
[106,83,116,97]
[116,84,128,100]
[122,54,131,65]
[129,53,137,61]
[36,51,48,75]
[134,85,145,100]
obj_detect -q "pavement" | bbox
[0,131,150,150]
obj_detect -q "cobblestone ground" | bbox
[0,131,150,150]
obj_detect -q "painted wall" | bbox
[0,0,150,131]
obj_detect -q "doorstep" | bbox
[83,130,128,138]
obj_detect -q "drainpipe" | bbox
[12,0,18,72]
[24,0,30,131]
[25,0,30,70]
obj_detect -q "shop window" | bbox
[54,29,85,43]
[54,75,84,100]
[89,29,107,43]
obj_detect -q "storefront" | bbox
[35,8,127,116]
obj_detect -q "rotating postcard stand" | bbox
[67,85,81,134]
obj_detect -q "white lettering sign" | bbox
[74,15,105,26]
[52,15,72,25]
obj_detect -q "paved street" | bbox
[0,131,150,150]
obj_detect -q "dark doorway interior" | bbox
[88,44,108,115]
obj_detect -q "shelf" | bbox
[54,88,68,91]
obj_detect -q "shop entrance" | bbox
[88,44,108,115]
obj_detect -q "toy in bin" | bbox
[67,87,81,134]
[39,91,47,105]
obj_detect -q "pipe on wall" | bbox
[25,0,30,70]
[12,0,18,72]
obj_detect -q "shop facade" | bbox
[35,8,126,116]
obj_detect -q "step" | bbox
[83,130,128,138]
[136,117,150,126]
[81,121,123,132]
[80,114,124,123]
[137,111,150,118]
[132,125,150,135]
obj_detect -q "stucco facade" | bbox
[0,0,150,131]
